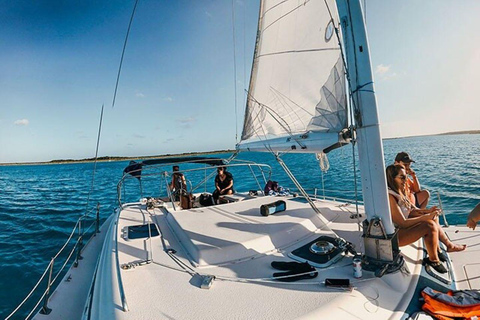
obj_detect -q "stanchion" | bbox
[74,219,83,267]
[95,202,100,235]
[39,258,54,315]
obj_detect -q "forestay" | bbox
[238,0,349,153]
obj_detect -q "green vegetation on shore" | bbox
[1,150,235,166]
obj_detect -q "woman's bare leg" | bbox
[398,220,439,262]
[434,216,467,252]
[415,190,430,209]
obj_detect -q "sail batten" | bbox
[239,0,348,152]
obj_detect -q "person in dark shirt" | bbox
[169,165,186,201]
[213,166,234,204]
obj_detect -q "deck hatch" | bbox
[127,224,159,240]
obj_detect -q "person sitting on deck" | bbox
[169,165,186,201]
[386,164,466,274]
[394,152,430,209]
[213,166,234,204]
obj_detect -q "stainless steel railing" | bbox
[6,203,104,320]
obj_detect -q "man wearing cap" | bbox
[394,152,430,209]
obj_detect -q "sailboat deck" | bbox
[165,196,334,266]
[35,196,480,320]
[102,197,425,320]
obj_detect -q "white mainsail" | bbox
[238,0,348,153]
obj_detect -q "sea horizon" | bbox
[1,131,479,167]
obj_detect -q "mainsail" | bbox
[238,0,348,153]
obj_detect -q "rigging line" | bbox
[262,0,293,17]
[85,104,104,214]
[346,2,360,113]
[257,99,292,134]
[242,0,247,125]
[111,0,139,109]
[247,93,294,136]
[270,86,313,117]
[268,91,306,134]
[270,86,313,123]
[231,0,239,143]
[256,47,339,59]
[324,0,358,125]
[262,0,310,33]
[324,0,362,229]
[274,154,330,226]
[316,87,343,129]
[351,81,373,94]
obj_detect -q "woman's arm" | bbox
[222,179,233,192]
[467,202,480,230]
[411,206,438,216]
[407,169,421,193]
[389,195,437,228]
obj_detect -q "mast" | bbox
[335,0,395,235]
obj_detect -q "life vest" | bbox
[421,286,480,320]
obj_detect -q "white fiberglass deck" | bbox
[34,196,480,320]
[165,197,334,266]
[88,196,427,320]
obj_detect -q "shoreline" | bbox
[2,130,479,166]
[0,149,235,167]
[384,130,480,141]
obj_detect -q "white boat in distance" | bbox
[10,0,478,319]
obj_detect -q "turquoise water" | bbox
[0,134,478,318]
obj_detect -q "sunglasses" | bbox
[396,175,407,181]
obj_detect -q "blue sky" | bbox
[1,1,479,163]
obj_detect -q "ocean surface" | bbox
[0,134,479,318]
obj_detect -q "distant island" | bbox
[0,149,235,166]
[384,129,480,140]
[438,130,480,136]
[1,129,478,166]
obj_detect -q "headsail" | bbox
[238,0,349,153]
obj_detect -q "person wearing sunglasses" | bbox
[394,152,430,209]
[386,164,465,274]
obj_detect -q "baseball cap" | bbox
[395,152,415,163]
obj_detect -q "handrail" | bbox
[117,160,273,205]
[114,208,129,311]
[6,203,105,320]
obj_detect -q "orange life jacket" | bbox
[421,287,480,320]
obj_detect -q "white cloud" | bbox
[164,97,173,102]
[176,116,196,128]
[135,91,145,98]
[14,119,29,126]
[376,64,390,75]
[205,11,213,18]
[375,64,397,81]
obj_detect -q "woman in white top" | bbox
[386,164,465,274]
